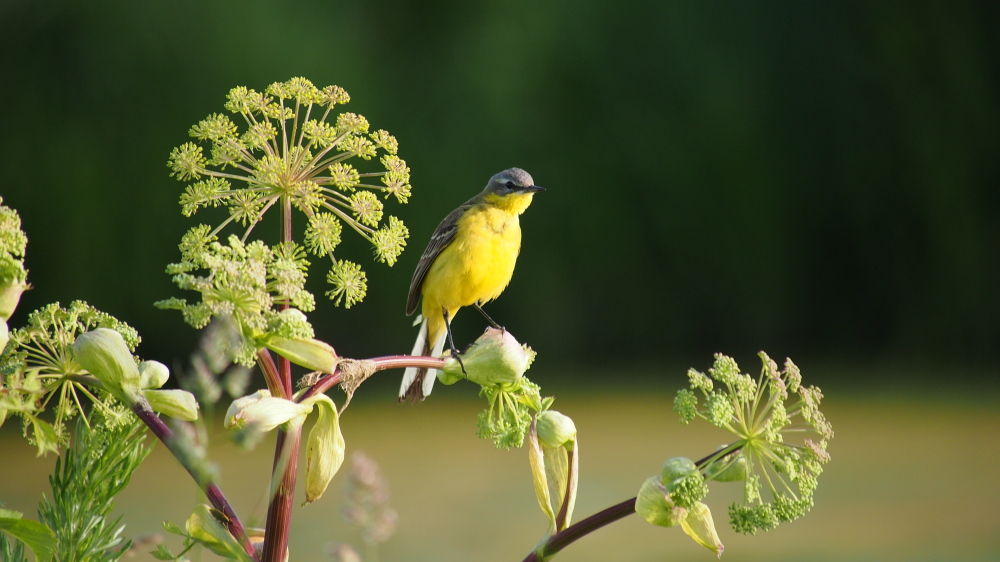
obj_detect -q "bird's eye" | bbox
[505,181,515,189]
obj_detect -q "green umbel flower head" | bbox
[673,353,834,535]
[157,235,316,365]
[0,196,29,324]
[0,301,139,453]
[166,77,411,316]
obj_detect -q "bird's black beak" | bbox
[520,185,545,193]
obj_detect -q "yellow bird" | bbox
[400,168,544,400]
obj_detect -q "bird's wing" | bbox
[406,200,475,315]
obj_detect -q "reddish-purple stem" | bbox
[261,197,299,562]
[522,447,738,560]
[297,355,445,402]
[262,427,300,561]
[256,349,286,398]
[524,499,637,562]
[133,403,259,561]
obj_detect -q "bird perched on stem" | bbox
[400,168,544,401]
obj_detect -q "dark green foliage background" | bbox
[2,1,998,382]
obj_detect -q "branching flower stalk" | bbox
[164,76,411,316]
[137,401,259,559]
[525,353,833,561]
[675,352,833,534]
[1,302,140,454]
[160,77,414,561]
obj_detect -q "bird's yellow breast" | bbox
[421,203,522,313]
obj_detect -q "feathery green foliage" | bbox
[0,532,28,562]
[39,414,151,561]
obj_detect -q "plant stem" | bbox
[523,446,741,561]
[261,194,299,562]
[257,349,286,398]
[132,402,259,561]
[262,426,300,562]
[298,354,445,401]
[524,498,637,562]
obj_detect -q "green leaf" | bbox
[150,544,176,560]
[161,521,185,536]
[0,513,57,562]
[29,418,59,457]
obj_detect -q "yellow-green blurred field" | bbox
[2,387,999,561]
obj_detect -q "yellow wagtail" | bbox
[400,168,544,400]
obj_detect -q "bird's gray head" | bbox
[486,168,545,196]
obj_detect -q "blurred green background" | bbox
[2,0,999,560]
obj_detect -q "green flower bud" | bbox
[302,394,346,504]
[636,475,687,527]
[139,360,170,390]
[680,501,724,558]
[185,504,253,562]
[435,358,465,386]
[441,328,530,387]
[0,280,28,321]
[224,390,311,433]
[704,451,747,482]
[536,410,577,450]
[144,389,200,421]
[0,319,8,353]
[528,414,579,533]
[262,335,339,373]
[72,328,142,405]
[661,457,698,484]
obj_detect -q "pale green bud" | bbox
[72,328,142,405]
[704,451,747,482]
[680,501,725,558]
[435,359,464,386]
[139,360,170,390]
[536,410,577,449]
[0,280,28,321]
[185,504,254,562]
[0,319,8,353]
[224,390,311,433]
[144,389,200,421]
[636,475,687,527]
[528,414,579,533]
[441,327,530,386]
[661,457,698,484]
[302,394,345,504]
[262,335,339,373]
[527,420,556,529]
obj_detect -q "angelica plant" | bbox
[0,75,836,562]
[525,354,833,561]
[163,77,411,317]
[38,415,151,562]
[156,77,415,562]
[675,352,833,534]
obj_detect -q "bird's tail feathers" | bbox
[400,317,446,401]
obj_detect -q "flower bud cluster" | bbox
[635,457,723,557]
